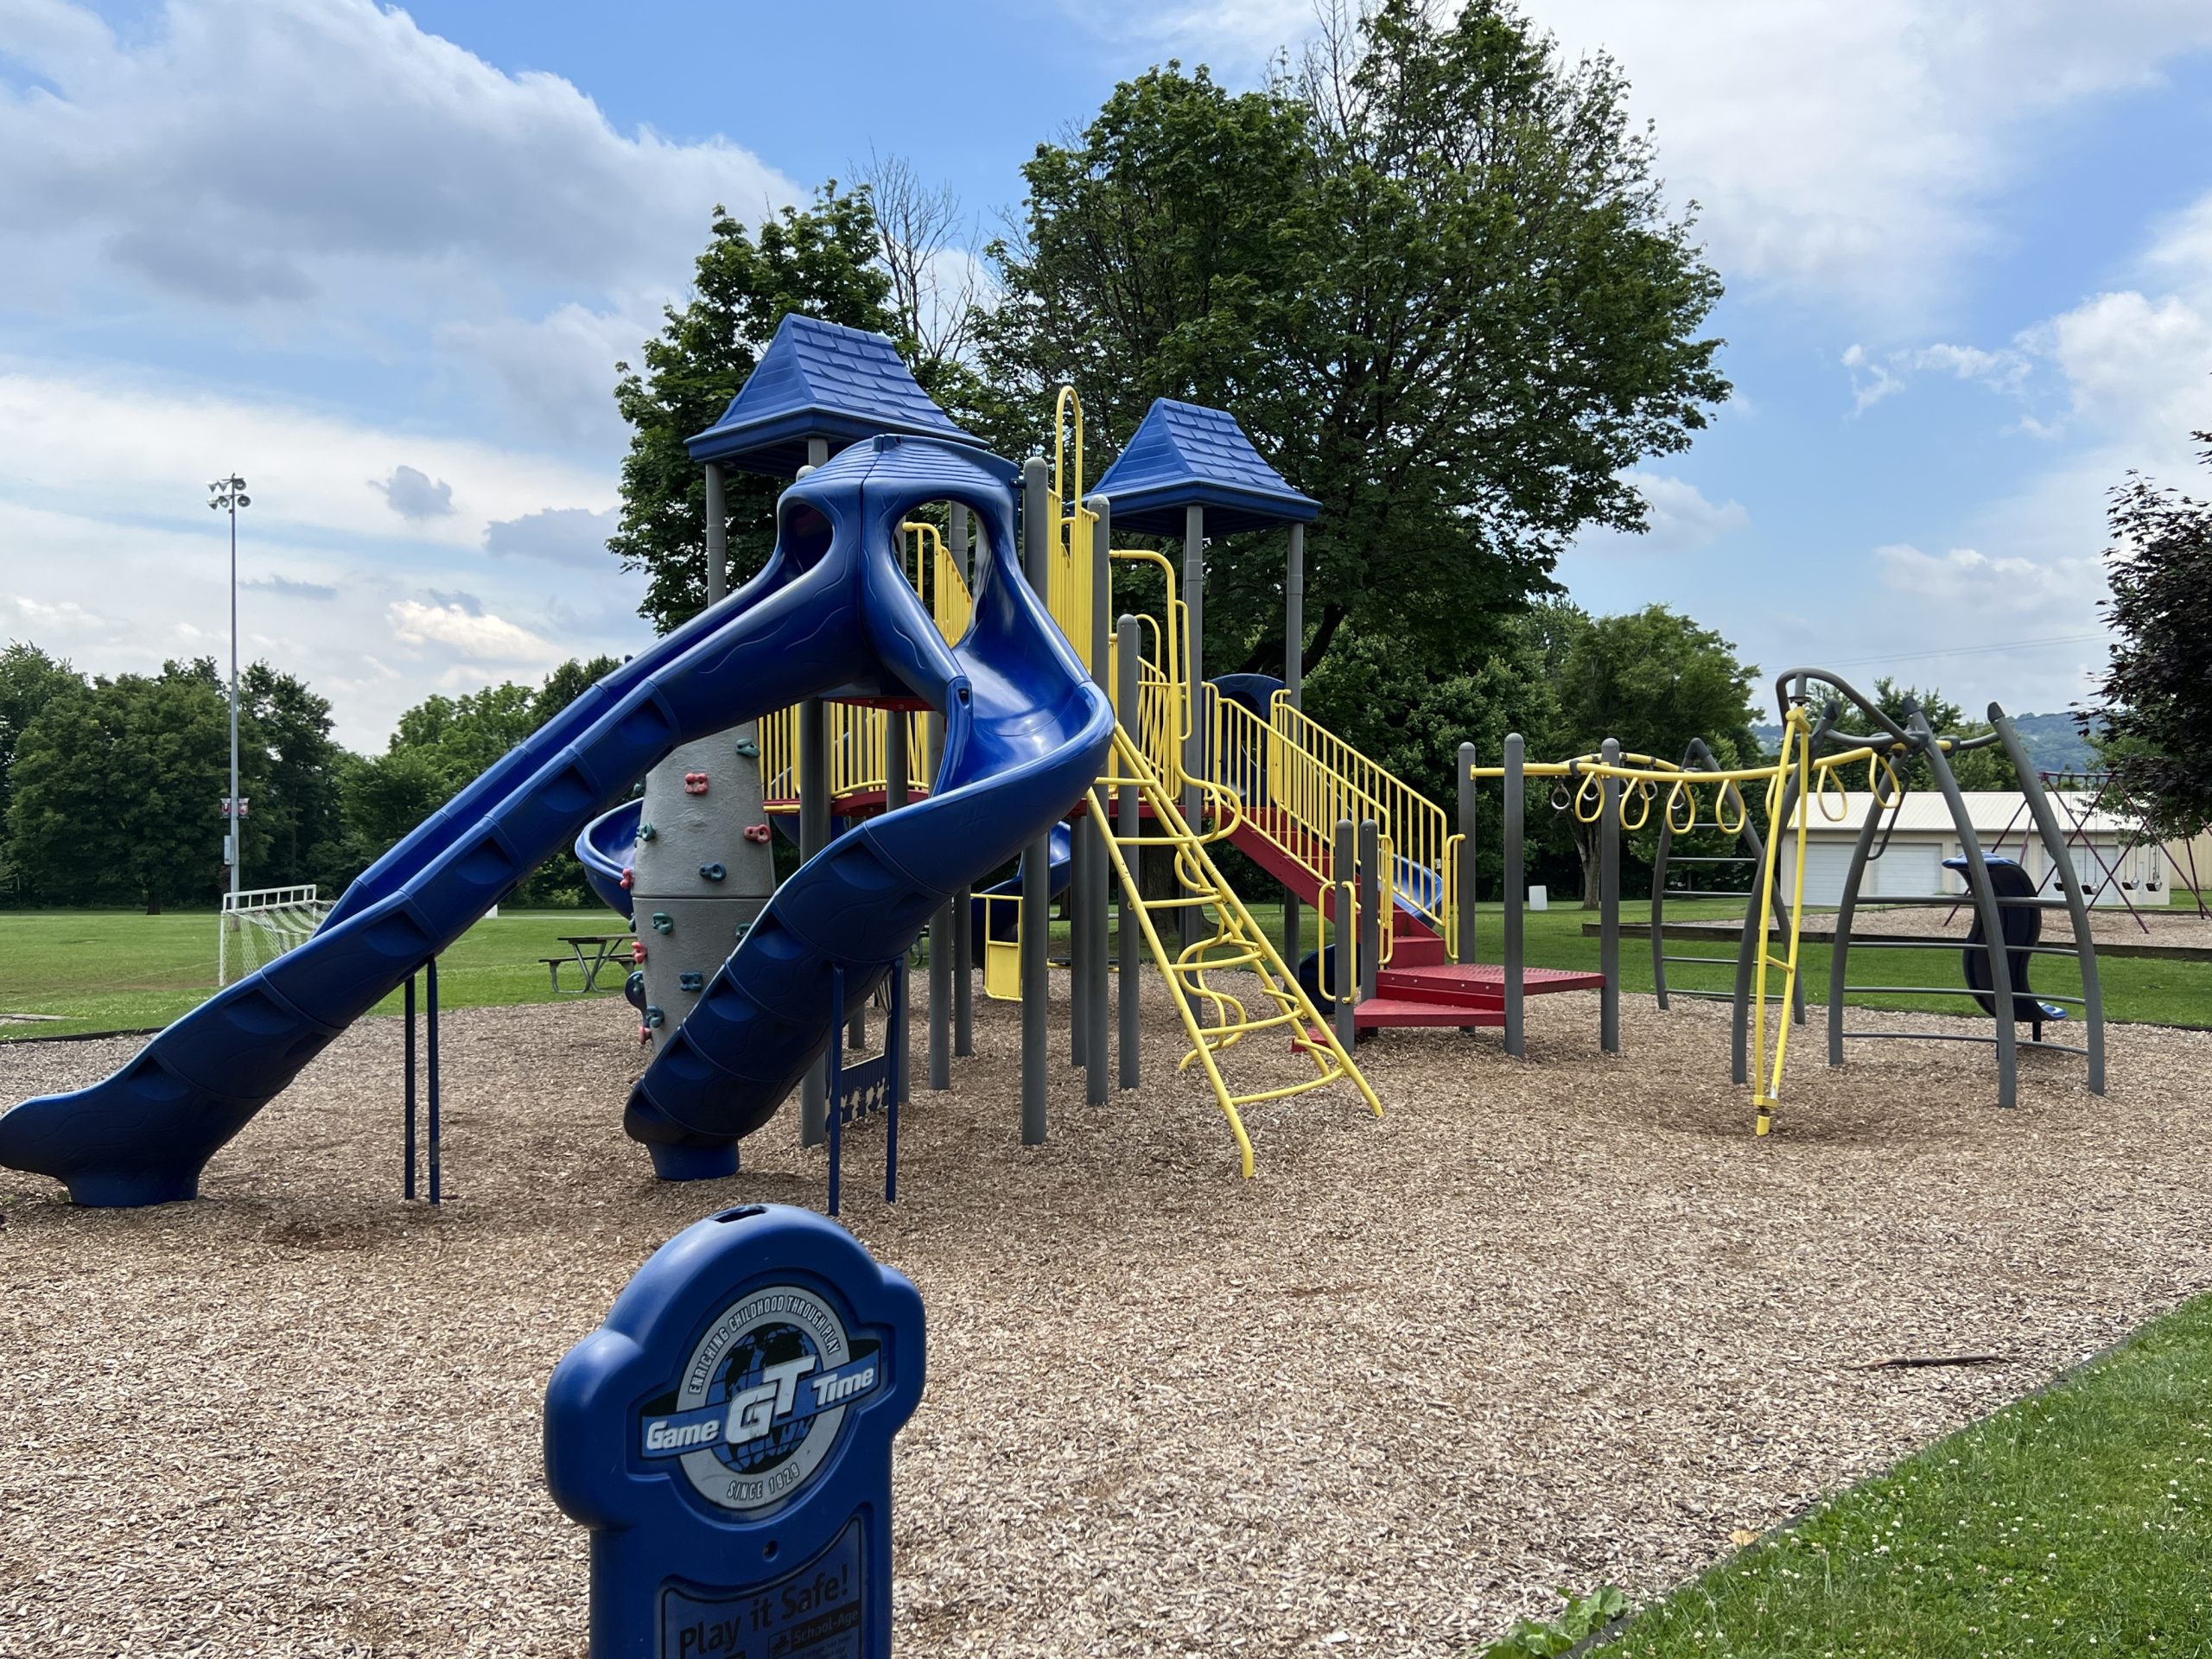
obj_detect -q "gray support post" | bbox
[1457,741,1478,965]
[1180,505,1205,950]
[1283,522,1306,971]
[1600,737,1622,1055]
[703,461,728,605]
[1117,615,1142,1090]
[1020,457,1052,1145]
[799,437,832,1147]
[1993,706,2105,1094]
[1503,734,1525,1058]
[887,707,910,1101]
[1916,709,2018,1108]
[1071,796,1090,1069]
[950,504,974,1059]
[1357,818,1382,1003]
[1084,496,1112,1107]
[1825,791,1890,1068]
[1333,818,1358,1052]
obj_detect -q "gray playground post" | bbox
[1825,787,1890,1070]
[1357,818,1382,1003]
[1116,614,1142,1090]
[1915,707,2018,1108]
[1085,495,1112,1107]
[1283,523,1305,968]
[703,462,728,604]
[1993,706,2106,1095]
[1180,504,1205,951]
[1333,817,1357,1052]
[1020,457,1052,1145]
[887,705,910,1102]
[1503,734,1526,1058]
[798,437,831,1147]
[1457,741,1478,966]
[950,504,975,1059]
[1600,737,1622,1055]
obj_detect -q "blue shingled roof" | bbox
[686,314,985,475]
[1092,398,1319,535]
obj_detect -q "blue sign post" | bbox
[546,1205,925,1658]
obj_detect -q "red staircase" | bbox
[1227,808,1605,1030]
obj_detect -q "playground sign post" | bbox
[546,1204,925,1658]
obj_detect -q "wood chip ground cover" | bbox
[3,982,2207,1656]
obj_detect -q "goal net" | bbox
[219,884,331,987]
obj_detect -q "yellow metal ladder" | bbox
[1089,724,1381,1176]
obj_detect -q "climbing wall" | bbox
[627,724,778,1055]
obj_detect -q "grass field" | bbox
[1601,1291,2212,1656]
[2,895,2205,1040]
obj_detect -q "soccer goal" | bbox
[219,884,331,987]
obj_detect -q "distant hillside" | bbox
[1751,712,2099,777]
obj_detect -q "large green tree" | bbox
[239,660,349,889]
[0,643,85,893]
[8,661,269,912]
[1548,605,1761,905]
[610,188,906,632]
[2083,429,2212,839]
[979,0,1728,687]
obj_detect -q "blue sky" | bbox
[3,0,2210,748]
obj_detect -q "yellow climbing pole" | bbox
[1088,723,1381,1178]
[1749,706,1815,1135]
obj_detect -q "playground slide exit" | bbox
[0,435,1112,1205]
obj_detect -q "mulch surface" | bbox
[3,978,2207,1656]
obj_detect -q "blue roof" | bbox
[1092,398,1319,535]
[686,314,985,475]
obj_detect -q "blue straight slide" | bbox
[1,435,1113,1204]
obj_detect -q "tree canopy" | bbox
[609,188,907,632]
[2084,429,2212,839]
[978,0,1728,685]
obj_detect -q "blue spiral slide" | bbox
[0,436,1113,1205]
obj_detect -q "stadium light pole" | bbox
[208,474,250,904]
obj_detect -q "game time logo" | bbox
[638,1283,882,1515]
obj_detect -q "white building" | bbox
[1784,792,2173,908]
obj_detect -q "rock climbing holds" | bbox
[630,939,647,964]
[743,823,772,844]
[651,912,672,934]
[637,1024,654,1047]
[678,971,704,993]
[683,772,709,795]
[619,867,633,890]
[624,969,647,1010]
[734,736,760,759]
[698,862,726,881]
[637,821,657,842]
[733,921,753,943]
[644,1005,665,1028]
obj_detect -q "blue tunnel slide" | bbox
[0,436,1114,1205]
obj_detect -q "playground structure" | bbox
[0,316,2120,1204]
[1462,670,2108,1131]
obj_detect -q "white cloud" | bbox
[1873,543,2102,616]
[0,365,610,547]
[1624,472,1748,550]
[0,0,797,314]
[485,505,621,568]
[389,596,562,665]
[1090,0,2212,323]
[372,464,456,521]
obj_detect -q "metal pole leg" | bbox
[1117,615,1141,1092]
[404,972,416,1200]
[1503,734,1525,1058]
[426,955,442,1205]
[1333,818,1357,1053]
[1600,735,1621,1056]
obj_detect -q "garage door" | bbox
[1873,842,1941,899]
[1799,841,1857,907]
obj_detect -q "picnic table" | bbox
[540,933,634,995]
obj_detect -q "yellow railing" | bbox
[1209,691,1392,908]
[1047,387,1100,673]
[1091,721,1381,1176]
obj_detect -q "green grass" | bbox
[2,891,2203,1042]
[0,908,629,1039]
[1600,1292,2212,1656]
